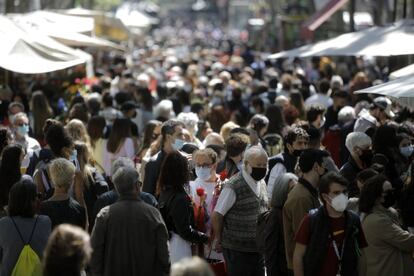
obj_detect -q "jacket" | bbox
[143,151,166,195]
[303,206,362,276]
[339,156,362,197]
[90,195,170,276]
[283,178,321,269]
[158,187,208,244]
[362,205,414,276]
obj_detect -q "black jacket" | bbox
[303,207,363,276]
[143,151,166,195]
[339,156,361,197]
[158,187,208,244]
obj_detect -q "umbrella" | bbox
[268,20,414,59]
[0,15,92,75]
[354,75,414,107]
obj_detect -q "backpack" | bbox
[10,217,42,276]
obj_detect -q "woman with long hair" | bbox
[0,178,51,275]
[265,104,286,136]
[30,91,53,142]
[359,174,414,276]
[158,152,209,263]
[0,127,13,157]
[74,141,108,231]
[102,118,135,176]
[43,224,92,276]
[137,120,162,162]
[65,119,91,147]
[87,116,107,173]
[0,144,23,210]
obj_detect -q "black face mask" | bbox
[250,167,267,181]
[360,149,373,167]
[382,190,396,208]
[293,149,303,157]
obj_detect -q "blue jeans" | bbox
[223,248,265,276]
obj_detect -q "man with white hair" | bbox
[212,146,269,276]
[11,112,40,152]
[39,158,86,229]
[339,132,373,197]
[90,167,170,276]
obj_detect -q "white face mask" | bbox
[329,193,348,212]
[320,116,326,128]
[195,166,212,181]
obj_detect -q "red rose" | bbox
[196,187,205,197]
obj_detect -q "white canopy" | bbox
[389,63,414,79]
[355,75,414,107]
[115,3,159,29]
[269,20,414,59]
[60,8,130,42]
[0,15,92,75]
[11,11,124,50]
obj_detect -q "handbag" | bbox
[206,248,227,276]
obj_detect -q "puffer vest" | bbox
[222,174,268,252]
[303,206,362,276]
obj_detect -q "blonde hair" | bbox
[49,158,75,190]
[220,121,240,141]
[65,119,91,146]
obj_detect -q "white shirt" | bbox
[305,94,333,109]
[190,178,217,215]
[267,162,287,197]
[102,138,135,176]
[214,167,267,216]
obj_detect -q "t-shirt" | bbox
[295,214,367,276]
[39,197,86,229]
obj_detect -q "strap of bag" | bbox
[10,216,39,245]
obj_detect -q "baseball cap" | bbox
[373,97,394,118]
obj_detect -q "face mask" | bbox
[236,160,243,172]
[293,149,303,157]
[195,166,212,181]
[330,193,349,212]
[320,117,326,128]
[70,149,77,162]
[17,124,29,137]
[249,106,256,114]
[172,138,185,151]
[382,190,396,208]
[247,165,267,181]
[359,149,373,167]
[400,146,414,158]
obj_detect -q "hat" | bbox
[121,101,138,111]
[373,97,394,118]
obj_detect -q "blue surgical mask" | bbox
[17,124,29,137]
[70,149,77,162]
[172,138,185,151]
[400,145,414,158]
[195,166,212,181]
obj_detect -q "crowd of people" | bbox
[0,19,414,276]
